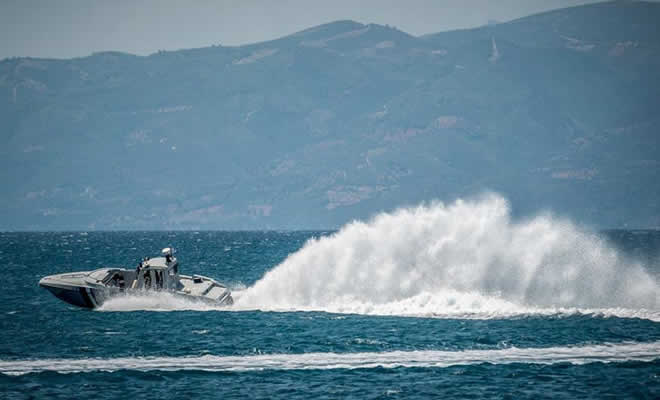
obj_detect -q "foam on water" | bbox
[97,291,660,321]
[98,292,224,312]
[1,341,658,375]
[235,194,659,319]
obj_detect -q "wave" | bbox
[235,194,659,319]
[2,341,658,375]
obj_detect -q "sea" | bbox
[1,196,659,399]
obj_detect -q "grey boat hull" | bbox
[40,267,234,309]
[41,284,99,309]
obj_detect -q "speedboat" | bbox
[39,248,233,309]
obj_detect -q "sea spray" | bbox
[236,194,659,317]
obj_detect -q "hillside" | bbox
[1,1,659,229]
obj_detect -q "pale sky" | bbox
[1,0,611,60]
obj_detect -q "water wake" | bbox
[235,194,659,319]
[97,291,660,321]
[97,292,222,312]
[2,341,658,375]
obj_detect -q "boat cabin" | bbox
[131,248,180,290]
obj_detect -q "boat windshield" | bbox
[102,271,126,288]
[90,269,112,282]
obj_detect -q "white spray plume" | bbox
[236,193,659,318]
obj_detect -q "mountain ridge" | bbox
[2,1,659,230]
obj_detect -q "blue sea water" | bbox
[1,199,660,399]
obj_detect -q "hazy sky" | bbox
[1,0,610,60]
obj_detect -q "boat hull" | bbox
[40,257,234,309]
[41,284,96,308]
[40,274,233,309]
